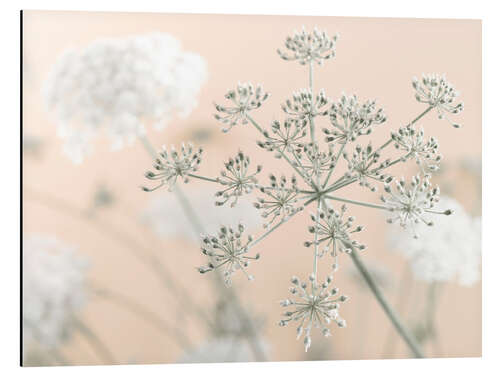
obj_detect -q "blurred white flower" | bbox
[44,33,207,163]
[141,186,262,242]
[388,196,481,286]
[23,234,88,355]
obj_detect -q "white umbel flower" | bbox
[389,196,481,286]
[44,33,207,163]
[23,234,88,355]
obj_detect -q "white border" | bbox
[2,1,497,374]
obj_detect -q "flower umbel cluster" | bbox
[343,144,390,192]
[214,83,270,132]
[305,204,365,258]
[215,151,263,207]
[142,26,463,352]
[198,224,260,285]
[412,74,464,128]
[143,143,203,192]
[255,174,303,228]
[279,272,347,352]
[324,94,387,144]
[282,89,329,119]
[257,118,307,154]
[391,125,441,174]
[382,175,451,238]
[277,27,338,65]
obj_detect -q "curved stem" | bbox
[74,318,116,364]
[308,61,316,143]
[312,199,322,282]
[349,250,424,358]
[382,263,413,358]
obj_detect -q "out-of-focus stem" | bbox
[425,282,443,356]
[349,250,424,358]
[308,61,316,143]
[312,199,322,284]
[382,263,413,358]
[74,318,116,364]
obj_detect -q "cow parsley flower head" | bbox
[279,272,347,352]
[389,196,481,285]
[257,118,307,154]
[343,143,391,192]
[142,25,465,352]
[323,94,387,144]
[412,74,464,128]
[296,142,336,182]
[198,223,260,285]
[305,204,365,257]
[254,174,304,228]
[382,175,451,238]
[281,89,329,119]
[215,151,262,207]
[277,27,339,66]
[214,83,269,132]
[391,125,441,174]
[23,234,88,356]
[143,143,203,192]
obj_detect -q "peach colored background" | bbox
[22,10,481,364]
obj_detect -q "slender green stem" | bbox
[322,141,346,188]
[188,173,219,183]
[248,209,302,250]
[371,106,434,157]
[74,318,116,364]
[246,114,265,133]
[349,250,424,358]
[323,194,388,211]
[382,263,413,358]
[411,106,433,126]
[312,199,322,282]
[308,61,316,143]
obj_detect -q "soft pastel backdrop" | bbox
[22,10,481,364]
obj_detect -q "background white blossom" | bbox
[141,187,262,242]
[388,196,481,286]
[22,234,88,357]
[43,33,207,163]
